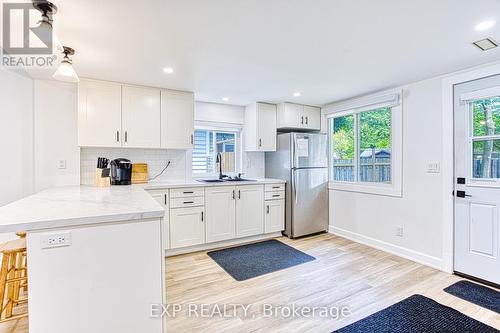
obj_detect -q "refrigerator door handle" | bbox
[294,171,298,204]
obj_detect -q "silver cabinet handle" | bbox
[164,194,167,205]
[301,116,304,124]
[116,131,120,142]
[272,194,280,197]
[258,139,262,148]
[125,131,128,143]
[201,211,204,222]
[266,205,270,214]
[183,201,194,204]
[238,190,241,199]
[232,190,235,200]
[305,116,309,125]
[191,134,194,145]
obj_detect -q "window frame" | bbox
[325,89,403,197]
[191,126,242,178]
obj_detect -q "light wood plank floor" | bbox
[1,233,499,333]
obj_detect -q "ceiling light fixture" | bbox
[32,0,63,53]
[222,97,229,102]
[293,92,301,97]
[163,67,174,74]
[473,38,498,51]
[53,46,80,82]
[475,20,496,31]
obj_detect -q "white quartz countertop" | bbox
[143,178,286,190]
[0,186,165,233]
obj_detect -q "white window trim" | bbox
[192,123,243,178]
[324,88,403,197]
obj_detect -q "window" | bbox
[192,129,238,175]
[470,96,500,179]
[325,90,402,196]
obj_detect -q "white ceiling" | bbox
[50,0,500,106]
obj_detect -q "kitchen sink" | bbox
[197,178,256,183]
[197,179,225,183]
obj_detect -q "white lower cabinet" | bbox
[170,206,205,249]
[265,199,285,233]
[150,191,170,250]
[205,186,236,243]
[236,185,264,238]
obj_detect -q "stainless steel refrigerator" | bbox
[265,132,328,238]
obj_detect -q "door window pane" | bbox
[331,115,355,181]
[472,139,500,179]
[358,107,391,183]
[472,97,500,136]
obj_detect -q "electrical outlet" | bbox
[58,160,67,169]
[396,226,404,237]
[41,232,72,249]
[426,162,440,173]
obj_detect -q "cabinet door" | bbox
[303,105,321,131]
[170,206,205,249]
[257,103,277,151]
[265,199,285,233]
[236,185,264,238]
[122,86,161,148]
[152,193,170,250]
[284,103,305,128]
[78,80,122,147]
[205,186,236,243]
[161,90,194,149]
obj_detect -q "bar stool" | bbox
[0,238,28,322]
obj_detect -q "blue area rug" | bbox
[444,280,500,314]
[207,239,315,281]
[333,294,499,333]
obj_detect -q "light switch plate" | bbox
[426,162,440,173]
[41,232,72,249]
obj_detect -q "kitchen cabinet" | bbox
[122,86,161,148]
[161,90,194,149]
[78,79,194,149]
[244,102,277,151]
[265,199,285,233]
[151,191,170,250]
[205,186,236,243]
[170,206,205,249]
[235,185,264,238]
[277,103,321,131]
[78,79,122,147]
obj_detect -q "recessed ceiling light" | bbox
[475,20,496,31]
[293,92,301,97]
[163,67,174,74]
[222,97,229,102]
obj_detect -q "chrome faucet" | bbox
[216,152,227,180]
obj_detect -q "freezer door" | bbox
[290,168,328,237]
[292,133,328,168]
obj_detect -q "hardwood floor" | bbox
[2,233,499,332]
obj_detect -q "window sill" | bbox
[328,181,402,197]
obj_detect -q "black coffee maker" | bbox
[110,158,132,185]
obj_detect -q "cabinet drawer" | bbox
[170,196,204,208]
[170,187,204,198]
[265,183,285,192]
[265,191,285,200]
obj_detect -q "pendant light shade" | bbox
[53,46,79,83]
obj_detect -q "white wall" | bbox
[326,77,445,268]
[34,80,80,191]
[0,70,34,207]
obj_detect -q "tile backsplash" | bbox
[80,148,188,185]
[80,148,265,185]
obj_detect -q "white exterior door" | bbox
[122,86,161,148]
[161,90,194,149]
[205,186,236,243]
[454,75,500,285]
[170,207,205,249]
[236,185,264,238]
[78,80,122,147]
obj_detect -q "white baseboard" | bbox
[165,232,283,257]
[328,226,442,270]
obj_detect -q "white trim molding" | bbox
[328,226,442,270]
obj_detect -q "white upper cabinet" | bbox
[122,86,161,148]
[244,102,277,151]
[161,90,194,149]
[78,79,194,149]
[277,103,321,131]
[78,80,122,147]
